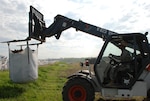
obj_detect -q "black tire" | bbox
[62,77,95,101]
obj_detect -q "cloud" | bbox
[64,12,81,20]
[0,0,150,58]
[68,0,92,3]
[0,0,28,41]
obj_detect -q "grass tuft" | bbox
[0,62,72,101]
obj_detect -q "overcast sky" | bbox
[1,0,150,59]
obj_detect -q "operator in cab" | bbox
[109,40,132,62]
[107,40,133,86]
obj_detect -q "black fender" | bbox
[67,70,100,92]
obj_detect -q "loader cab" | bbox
[95,33,150,89]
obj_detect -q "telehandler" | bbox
[28,6,150,101]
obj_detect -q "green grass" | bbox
[0,62,72,101]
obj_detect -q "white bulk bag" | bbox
[9,47,38,83]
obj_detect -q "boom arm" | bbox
[29,6,118,42]
[43,15,117,39]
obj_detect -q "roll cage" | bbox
[94,33,150,89]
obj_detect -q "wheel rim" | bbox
[68,85,86,101]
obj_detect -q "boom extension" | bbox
[43,15,118,39]
[29,6,117,42]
